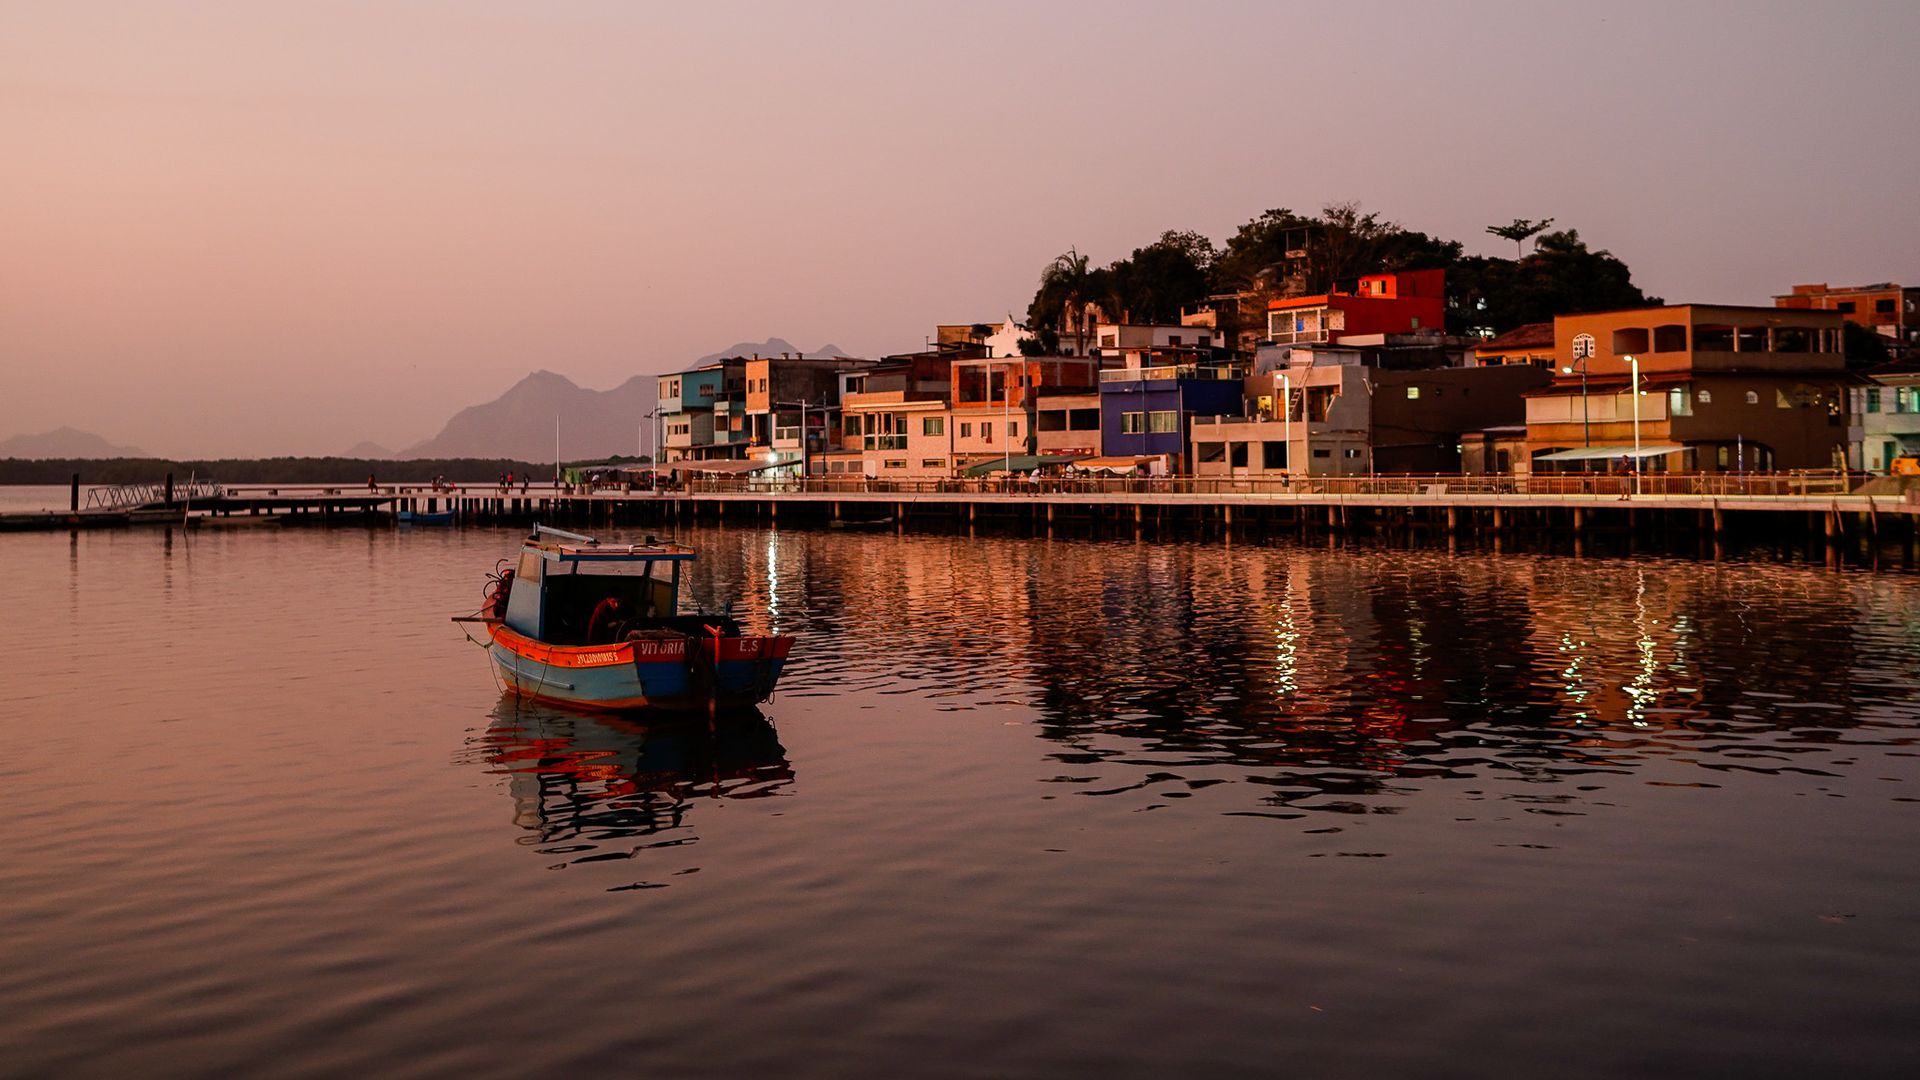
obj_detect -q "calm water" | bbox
[3,508,1919,1077]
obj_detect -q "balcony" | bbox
[1100,364,1238,384]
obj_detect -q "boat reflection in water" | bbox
[474,701,792,873]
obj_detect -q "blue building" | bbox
[657,359,746,463]
[1098,363,1245,468]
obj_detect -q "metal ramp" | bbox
[87,479,224,511]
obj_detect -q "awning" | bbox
[959,454,1088,477]
[1534,444,1688,462]
[671,458,789,475]
[1076,455,1160,472]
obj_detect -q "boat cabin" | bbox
[503,527,695,646]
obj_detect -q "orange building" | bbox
[1524,304,1851,472]
[1776,282,1917,356]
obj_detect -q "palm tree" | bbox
[1030,249,1097,355]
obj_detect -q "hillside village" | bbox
[649,259,1919,483]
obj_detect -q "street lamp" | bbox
[1625,354,1642,494]
[1279,370,1293,473]
[1560,358,1591,447]
[642,408,660,491]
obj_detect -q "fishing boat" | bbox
[458,525,793,713]
[398,509,456,526]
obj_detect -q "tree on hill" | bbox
[1843,321,1892,370]
[1486,217,1555,257]
[1102,230,1217,325]
[1026,206,1657,349]
[1444,228,1657,335]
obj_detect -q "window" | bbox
[1776,389,1793,409]
[1313,448,1332,458]
[1148,411,1179,433]
[1773,327,1813,353]
[1745,391,1760,405]
[884,459,906,469]
[1406,386,1421,400]
[1668,387,1692,417]
[1717,445,1730,468]
[1230,443,1248,468]
[1343,448,1362,459]
[1695,325,1734,351]
[1008,421,1018,437]
[1837,301,1857,314]
[1697,389,1712,404]
[1571,333,1596,360]
[982,422,994,443]
[1262,442,1289,470]
[1653,325,1687,352]
[1877,298,1896,314]
[1612,328,1650,354]
[922,417,944,436]
[1197,441,1226,463]
[1169,335,1182,346]
[1866,389,1882,413]
[921,458,944,469]
[1121,412,1145,435]
[960,422,972,437]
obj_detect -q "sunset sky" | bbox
[4,0,1917,457]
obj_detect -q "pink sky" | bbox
[3,0,1916,457]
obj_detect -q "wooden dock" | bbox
[10,476,1919,564]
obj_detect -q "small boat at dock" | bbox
[457,525,794,713]
[398,509,455,526]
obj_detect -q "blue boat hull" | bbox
[487,628,791,712]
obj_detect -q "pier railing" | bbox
[677,471,1866,500]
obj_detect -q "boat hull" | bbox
[488,623,792,712]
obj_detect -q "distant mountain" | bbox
[404,342,854,461]
[0,426,149,459]
[400,370,656,462]
[687,338,851,371]
[341,441,395,459]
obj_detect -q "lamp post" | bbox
[642,408,659,491]
[1560,359,1591,447]
[1003,361,1013,478]
[1280,370,1293,473]
[1626,354,1641,494]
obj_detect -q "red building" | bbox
[1265,269,1446,346]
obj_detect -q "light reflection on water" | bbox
[2,521,1918,1077]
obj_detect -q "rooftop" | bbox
[1474,322,1555,352]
